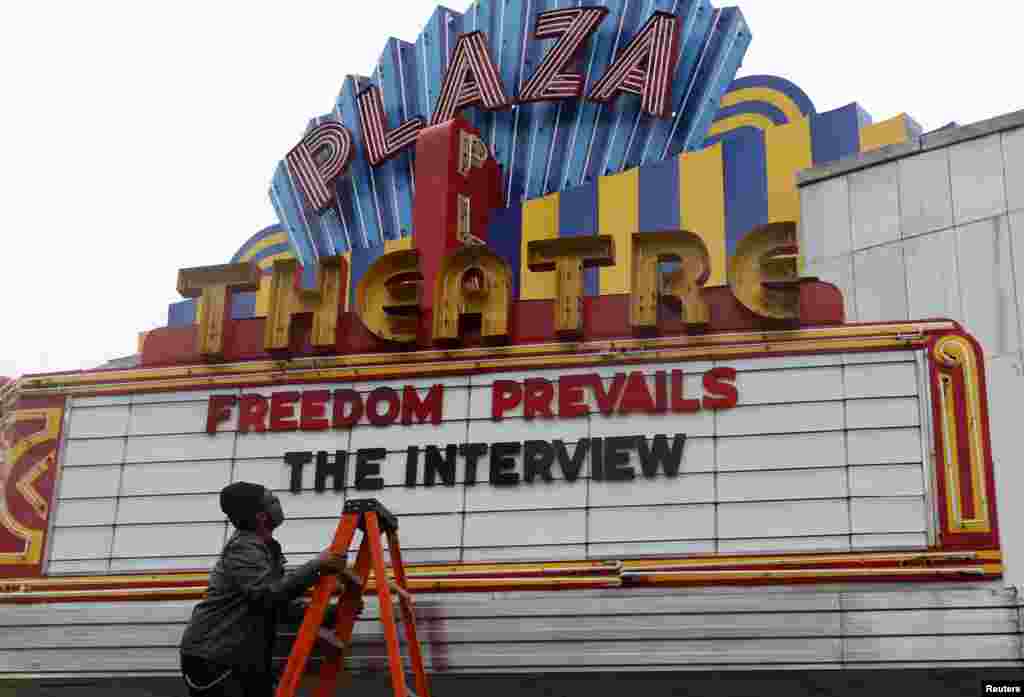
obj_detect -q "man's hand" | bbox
[316,549,347,575]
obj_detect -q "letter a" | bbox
[518,7,608,102]
[587,11,680,118]
[357,85,425,166]
[285,121,354,212]
[430,32,508,125]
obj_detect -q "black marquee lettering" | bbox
[523,440,555,483]
[424,444,458,486]
[314,450,348,492]
[355,448,386,490]
[460,443,488,485]
[284,451,313,493]
[404,446,420,487]
[637,434,687,478]
[489,442,521,486]
[554,440,588,482]
[603,436,636,481]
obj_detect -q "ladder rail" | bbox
[388,529,431,697]
[275,513,359,697]
[276,500,431,697]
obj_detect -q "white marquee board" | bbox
[48,350,935,575]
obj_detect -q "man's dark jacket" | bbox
[180,530,321,673]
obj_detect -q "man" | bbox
[180,481,351,696]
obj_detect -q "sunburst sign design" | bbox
[270,0,750,275]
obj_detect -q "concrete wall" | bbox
[798,111,1024,586]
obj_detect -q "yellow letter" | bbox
[631,231,711,330]
[728,221,801,320]
[355,250,422,343]
[264,256,348,352]
[433,246,512,342]
[177,263,261,360]
[527,236,615,336]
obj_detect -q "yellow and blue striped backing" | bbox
[169,75,922,327]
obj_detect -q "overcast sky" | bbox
[2,1,1020,379]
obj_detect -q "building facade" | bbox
[2,2,1022,694]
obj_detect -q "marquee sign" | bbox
[0,0,989,602]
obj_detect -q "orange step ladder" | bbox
[275,498,431,697]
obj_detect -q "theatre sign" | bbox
[0,0,1001,595]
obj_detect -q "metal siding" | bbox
[800,175,852,262]
[955,215,1020,356]
[1003,127,1024,213]
[949,133,1008,227]
[852,242,909,323]
[849,160,901,250]
[898,148,955,239]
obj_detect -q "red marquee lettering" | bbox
[357,85,425,166]
[671,369,700,413]
[617,371,656,414]
[587,11,681,118]
[518,7,609,103]
[703,367,739,410]
[401,385,444,425]
[366,387,401,426]
[431,32,509,125]
[558,374,591,418]
[299,390,331,431]
[332,389,364,428]
[285,121,355,211]
[206,395,237,434]
[269,392,300,431]
[492,380,523,420]
[523,378,556,419]
[238,394,270,434]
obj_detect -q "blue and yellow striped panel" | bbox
[271,0,749,286]
[174,74,921,329]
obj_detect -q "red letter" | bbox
[431,32,508,125]
[206,395,237,434]
[558,374,591,419]
[270,392,300,431]
[492,380,523,420]
[519,8,608,102]
[703,368,739,410]
[593,374,626,415]
[671,369,700,413]
[402,385,444,425]
[300,390,331,431]
[654,371,668,413]
[357,85,424,166]
[587,12,681,118]
[286,121,354,211]
[332,389,364,428]
[366,387,401,426]
[523,379,556,419]
[617,372,656,415]
[238,394,269,434]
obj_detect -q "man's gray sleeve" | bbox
[224,540,322,612]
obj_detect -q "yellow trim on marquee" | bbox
[1,408,62,566]
[934,335,991,534]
